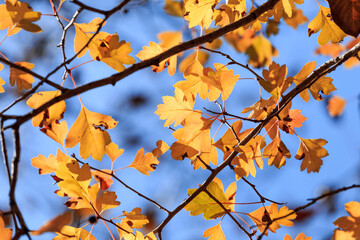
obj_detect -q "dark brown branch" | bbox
[73,155,171,214]
[204,189,253,239]
[203,107,263,123]
[257,184,360,240]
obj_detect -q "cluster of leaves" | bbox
[0,0,359,239]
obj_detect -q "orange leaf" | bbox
[249,203,296,235]
[121,208,149,229]
[129,148,159,175]
[152,140,170,158]
[26,90,66,127]
[263,136,291,168]
[164,0,185,17]
[74,18,104,57]
[10,61,35,91]
[333,201,360,240]
[0,216,12,240]
[105,142,124,162]
[203,222,226,240]
[0,0,41,36]
[40,120,68,146]
[242,96,277,120]
[65,106,118,161]
[295,138,328,173]
[245,35,278,68]
[283,233,312,240]
[0,63,5,93]
[31,149,69,175]
[284,8,308,29]
[31,211,72,236]
[327,95,346,117]
[178,50,209,73]
[92,170,113,190]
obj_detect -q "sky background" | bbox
[0,0,359,239]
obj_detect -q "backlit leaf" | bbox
[203,222,226,240]
[333,201,360,240]
[0,216,12,240]
[184,0,219,29]
[327,95,346,117]
[295,138,328,173]
[105,142,124,162]
[10,61,35,91]
[128,148,159,175]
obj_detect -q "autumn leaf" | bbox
[185,178,235,220]
[0,216,12,240]
[184,0,219,29]
[121,208,149,229]
[201,63,240,101]
[242,96,277,120]
[31,149,69,175]
[315,43,344,58]
[65,106,118,161]
[155,87,198,127]
[178,50,209,73]
[308,5,346,45]
[164,0,185,17]
[260,61,293,99]
[327,0,360,37]
[214,0,247,27]
[32,211,72,236]
[203,222,226,240]
[263,136,291,168]
[136,41,177,76]
[327,95,346,117]
[284,233,312,240]
[0,0,41,36]
[224,29,255,53]
[152,140,170,158]
[10,61,35,91]
[0,63,5,93]
[40,120,68,146]
[284,8,308,29]
[246,34,278,68]
[128,148,159,175]
[105,142,124,162]
[26,90,66,127]
[92,169,113,190]
[295,138,328,173]
[53,226,96,240]
[249,203,296,235]
[333,201,360,240]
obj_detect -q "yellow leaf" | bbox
[284,8,308,29]
[0,216,12,240]
[74,18,104,57]
[293,61,317,102]
[26,90,66,127]
[65,106,118,161]
[10,61,35,91]
[164,0,185,17]
[31,211,72,236]
[295,138,328,173]
[308,5,346,45]
[40,120,68,146]
[203,222,226,240]
[178,50,209,73]
[284,233,312,240]
[184,0,219,29]
[53,226,96,240]
[241,96,277,120]
[152,140,170,158]
[105,142,124,162]
[129,148,159,175]
[0,0,41,36]
[333,201,360,240]
[245,35,278,68]
[155,88,197,127]
[249,203,296,235]
[121,208,149,229]
[31,149,69,175]
[185,178,235,220]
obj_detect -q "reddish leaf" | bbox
[328,0,360,37]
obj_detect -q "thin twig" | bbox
[204,107,264,123]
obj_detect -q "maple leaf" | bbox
[0,0,41,36]
[40,120,68,146]
[31,211,72,236]
[184,0,219,29]
[249,203,296,235]
[53,226,96,240]
[152,140,170,158]
[284,8,308,29]
[295,138,328,173]
[201,63,240,101]
[327,95,346,117]
[213,120,243,157]
[155,87,198,127]
[136,41,177,76]
[246,34,278,68]
[203,222,226,240]
[260,61,293,99]
[105,142,124,162]
[333,201,360,240]
[185,178,236,220]
[263,136,291,168]
[10,61,35,91]
[284,233,312,240]
[0,216,12,240]
[293,61,337,101]
[128,148,159,175]
[65,106,118,161]
[308,5,346,45]
[0,64,5,93]
[26,90,66,127]
[31,149,69,175]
